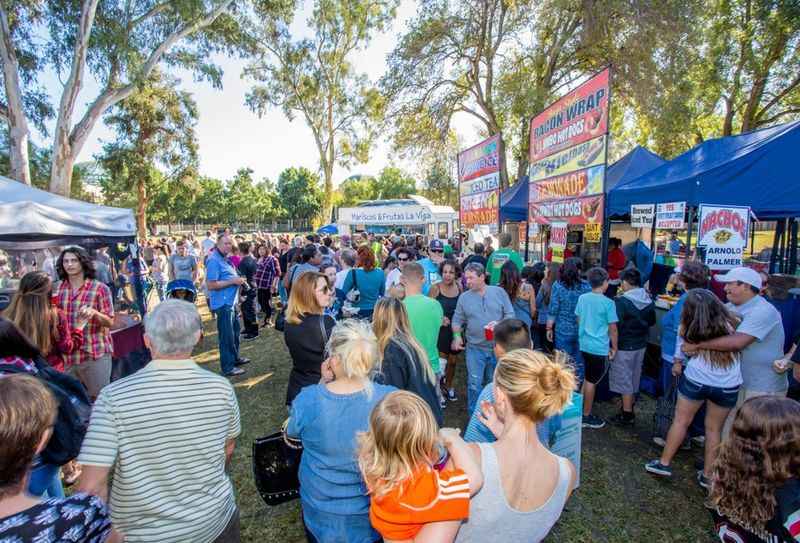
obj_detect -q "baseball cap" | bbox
[429,239,444,251]
[716,267,762,290]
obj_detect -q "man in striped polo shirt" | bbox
[77,300,241,542]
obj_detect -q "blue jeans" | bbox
[302,502,379,543]
[555,332,584,385]
[279,280,288,304]
[28,461,64,498]
[214,305,241,375]
[466,346,497,413]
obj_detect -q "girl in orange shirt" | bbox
[358,391,483,543]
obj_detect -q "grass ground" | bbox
[193,303,717,542]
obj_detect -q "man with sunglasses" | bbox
[418,239,445,295]
[385,247,412,297]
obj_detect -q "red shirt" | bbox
[56,279,113,366]
[607,248,626,280]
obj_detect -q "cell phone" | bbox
[433,443,449,471]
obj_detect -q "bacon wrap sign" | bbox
[697,204,750,270]
[529,69,610,162]
[458,134,501,230]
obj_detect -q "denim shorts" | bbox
[678,375,739,408]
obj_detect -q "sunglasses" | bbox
[430,249,443,254]
[398,257,409,261]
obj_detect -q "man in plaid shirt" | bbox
[56,246,114,400]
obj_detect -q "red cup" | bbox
[484,321,497,341]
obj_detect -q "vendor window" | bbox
[438,222,449,239]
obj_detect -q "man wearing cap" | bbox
[417,239,445,295]
[682,266,786,434]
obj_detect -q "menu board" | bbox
[529,69,610,229]
[458,134,501,232]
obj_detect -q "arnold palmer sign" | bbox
[698,204,750,270]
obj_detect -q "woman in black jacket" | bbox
[283,271,336,406]
[371,297,443,426]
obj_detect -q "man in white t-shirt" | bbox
[385,247,412,297]
[334,248,356,291]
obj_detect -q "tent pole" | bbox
[789,219,798,275]
[524,221,530,262]
[781,218,790,273]
[686,206,696,259]
[770,220,784,274]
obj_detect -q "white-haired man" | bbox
[78,300,242,543]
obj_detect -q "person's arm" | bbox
[191,257,198,283]
[500,289,515,321]
[428,283,440,299]
[207,259,244,291]
[683,332,756,354]
[225,438,236,469]
[439,428,483,495]
[528,285,537,320]
[77,465,112,503]
[412,521,462,543]
[168,256,176,281]
[451,296,466,351]
[83,284,114,328]
[608,322,618,359]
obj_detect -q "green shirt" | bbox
[403,294,444,373]
[487,247,524,285]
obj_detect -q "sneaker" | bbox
[235,357,251,366]
[611,412,635,426]
[225,367,246,377]
[440,397,447,409]
[691,435,706,447]
[242,333,259,342]
[582,414,606,429]
[645,460,672,477]
[696,470,710,490]
[447,388,457,401]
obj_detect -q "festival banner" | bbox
[698,204,750,270]
[529,135,607,182]
[529,194,604,225]
[529,68,610,163]
[530,165,605,203]
[655,202,686,230]
[550,222,568,263]
[630,204,655,228]
[458,134,501,230]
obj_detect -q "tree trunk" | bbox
[50,137,75,196]
[0,4,32,184]
[137,177,147,239]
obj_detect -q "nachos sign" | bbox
[698,204,750,270]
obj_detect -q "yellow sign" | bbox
[584,223,601,243]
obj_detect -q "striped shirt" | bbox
[78,359,241,543]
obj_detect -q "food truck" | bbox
[337,195,458,239]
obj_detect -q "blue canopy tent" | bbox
[499,175,529,222]
[607,120,800,219]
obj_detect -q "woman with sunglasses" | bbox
[283,271,336,406]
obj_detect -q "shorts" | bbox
[678,375,739,409]
[581,352,608,385]
[609,348,646,395]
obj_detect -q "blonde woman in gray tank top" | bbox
[456,349,578,543]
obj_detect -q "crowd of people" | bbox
[0,228,799,543]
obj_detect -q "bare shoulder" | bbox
[466,442,482,466]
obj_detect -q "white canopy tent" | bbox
[0,176,136,247]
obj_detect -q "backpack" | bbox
[0,357,92,465]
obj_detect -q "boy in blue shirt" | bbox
[575,267,618,429]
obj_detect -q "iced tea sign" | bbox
[698,204,750,270]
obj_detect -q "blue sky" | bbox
[33,0,479,187]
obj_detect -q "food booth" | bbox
[0,176,150,379]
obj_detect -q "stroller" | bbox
[165,279,197,303]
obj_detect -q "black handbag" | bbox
[252,421,303,506]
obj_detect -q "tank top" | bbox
[436,289,460,319]
[456,443,572,543]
